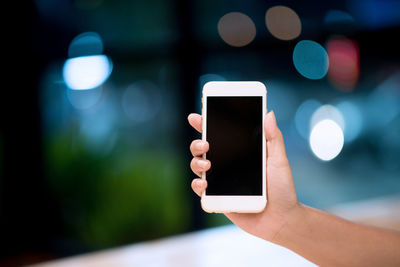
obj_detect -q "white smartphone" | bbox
[201,81,267,213]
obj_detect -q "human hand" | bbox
[188,111,300,243]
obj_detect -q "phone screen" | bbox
[205,96,263,195]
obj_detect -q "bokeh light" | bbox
[366,71,400,130]
[265,80,297,122]
[63,55,113,90]
[67,86,103,110]
[378,117,400,171]
[294,99,321,139]
[121,80,162,123]
[311,104,344,131]
[324,10,357,35]
[293,40,329,80]
[64,32,112,91]
[336,101,363,143]
[265,6,301,41]
[348,0,400,29]
[324,10,355,26]
[79,98,118,154]
[327,37,360,91]
[68,32,104,58]
[309,119,344,161]
[217,12,256,47]
[309,105,345,161]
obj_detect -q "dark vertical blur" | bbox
[176,0,204,230]
[1,1,62,264]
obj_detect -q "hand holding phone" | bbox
[188,82,298,239]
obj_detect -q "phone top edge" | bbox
[203,81,266,89]
[203,82,267,96]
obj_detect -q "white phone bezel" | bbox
[201,81,267,213]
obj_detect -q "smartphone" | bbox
[201,81,267,213]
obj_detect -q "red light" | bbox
[327,37,360,91]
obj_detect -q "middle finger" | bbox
[190,140,209,157]
[190,157,211,177]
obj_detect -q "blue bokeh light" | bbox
[293,40,329,80]
[66,86,103,109]
[294,99,322,140]
[324,10,355,25]
[79,97,118,154]
[311,104,344,131]
[68,32,104,58]
[63,55,113,90]
[349,0,400,29]
[336,101,363,143]
[121,81,162,123]
[265,80,297,122]
[366,71,400,130]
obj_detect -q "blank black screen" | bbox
[205,96,262,195]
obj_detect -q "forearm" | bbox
[273,204,400,267]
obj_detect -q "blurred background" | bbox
[1,0,400,265]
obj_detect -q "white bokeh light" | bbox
[309,119,344,161]
[63,55,112,90]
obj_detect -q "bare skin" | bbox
[188,111,400,267]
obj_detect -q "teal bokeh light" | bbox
[293,40,329,80]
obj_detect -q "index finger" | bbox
[188,113,202,133]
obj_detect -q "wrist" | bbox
[269,202,308,246]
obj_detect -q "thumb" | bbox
[265,111,290,169]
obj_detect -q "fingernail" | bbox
[270,110,276,123]
[267,110,277,127]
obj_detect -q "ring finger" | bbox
[190,157,211,177]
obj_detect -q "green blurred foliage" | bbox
[205,213,231,228]
[45,132,191,249]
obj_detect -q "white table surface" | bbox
[31,194,400,267]
[31,225,315,267]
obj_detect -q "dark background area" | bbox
[1,0,399,265]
